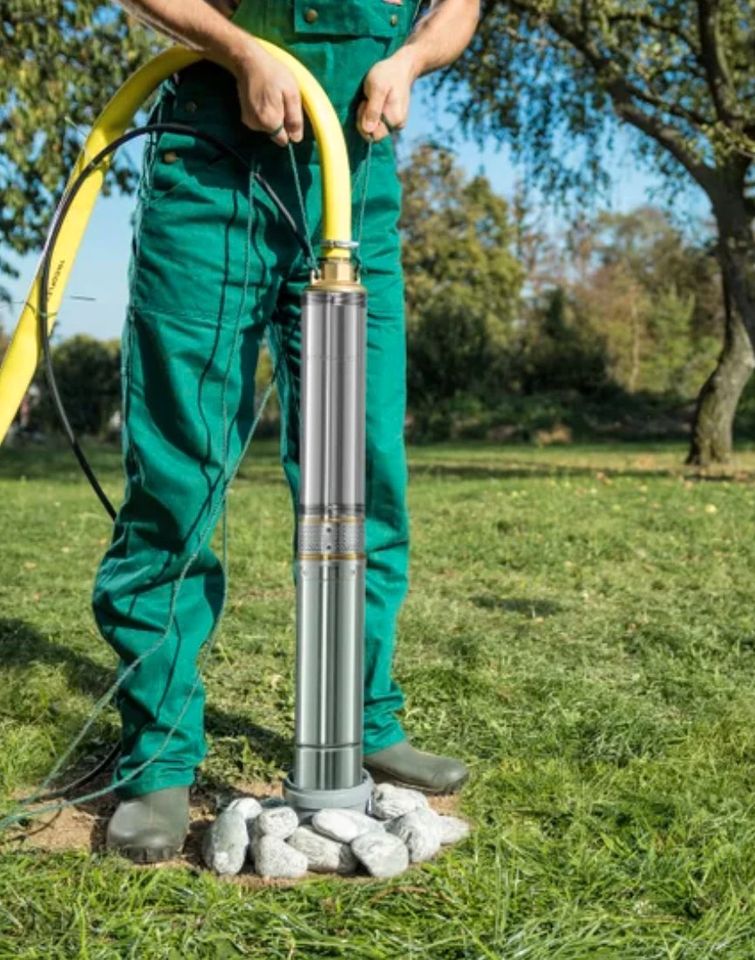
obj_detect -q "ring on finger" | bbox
[268,122,285,138]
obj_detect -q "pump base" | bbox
[282,770,373,819]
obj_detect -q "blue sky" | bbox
[3,74,710,344]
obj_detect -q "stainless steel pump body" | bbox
[283,270,373,815]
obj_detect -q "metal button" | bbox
[162,150,179,164]
[185,100,198,114]
[389,13,398,25]
[304,7,318,22]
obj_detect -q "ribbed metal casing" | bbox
[292,286,367,794]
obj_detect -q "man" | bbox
[98,0,479,861]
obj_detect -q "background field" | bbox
[2,440,755,958]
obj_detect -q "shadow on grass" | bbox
[0,618,291,775]
[0,618,291,859]
[471,596,562,617]
[409,459,755,483]
[4,440,753,489]
[0,439,284,484]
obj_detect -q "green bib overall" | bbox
[92,0,420,799]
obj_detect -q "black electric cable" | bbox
[38,121,309,521]
[33,121,311,801]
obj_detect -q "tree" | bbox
[447,0,754,464]
[518,285,608,396]
[571,207,721,397]
[0,2,158,300]
[399,142,523,423]
[37,335,121,437]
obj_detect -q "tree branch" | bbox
[697,0,741,125]
[507,0,717,192]
[610,90,715,192]
[606,12,698,55]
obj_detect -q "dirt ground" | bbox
[5,777,464,887]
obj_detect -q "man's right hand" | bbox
[119,0,303,148]
[229,42,304,147]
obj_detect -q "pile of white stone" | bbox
[202,783,470,880]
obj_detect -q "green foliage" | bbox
[37,334,121,437]
[571,207,722,397]
[643,286,719,395]
[399,143,524,407]
[448,0,754,203]
[445,2,754,466]
[518,286,609,395]
[0,1,159,296]
[401,191,722,440]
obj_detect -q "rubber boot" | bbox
[364,741,469,795]
[106,786,190,862]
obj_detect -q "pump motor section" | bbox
[283,278,374,815]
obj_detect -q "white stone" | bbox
[385,808,442,862]
[202,808,249,876]
[226,796,263,823]
[371,783,429,820]
[253,835,308,879]
[288,825,358,874]
[256,805,299,839]
[438,815,471,844]
[311,808,385,844]
[351,831,409,878]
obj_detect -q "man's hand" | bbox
[230,42,303,146]
[357,48,418,142]
[119,0,302,147]
[357,0,480,141]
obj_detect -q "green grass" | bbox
[2,439,755,958]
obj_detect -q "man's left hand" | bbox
[357,48,418,142]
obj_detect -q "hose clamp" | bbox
[320,239,359,250]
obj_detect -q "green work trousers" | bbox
[92,0,419,799]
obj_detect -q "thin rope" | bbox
[286,141,319,275]
[0,168,280,834]
[352,135,374,279]
[355,135,374,253]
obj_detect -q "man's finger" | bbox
[379,89,407,133]
[361,83,389,135]
[379,113,398,133]
[356,101,385,142]
[257,97,288,146]
[283,88,304,144]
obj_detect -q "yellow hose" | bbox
[0,42,352,445]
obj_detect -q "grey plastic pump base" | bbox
[283,770,373,818]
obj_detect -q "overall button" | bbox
[162,151,179,164]
[184,100,198,114]
[389,14,398,25]
[304,7,318,22]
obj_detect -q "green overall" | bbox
[92,0,419,799]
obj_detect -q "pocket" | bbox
[144,129,244,207]
[291,0,412,38]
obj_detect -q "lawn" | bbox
[1,439,755,958]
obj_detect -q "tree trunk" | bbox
[686,197,755,466]
[627,294,642,393]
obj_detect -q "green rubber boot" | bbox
[106,786,190,862]
[364,741,469,795]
